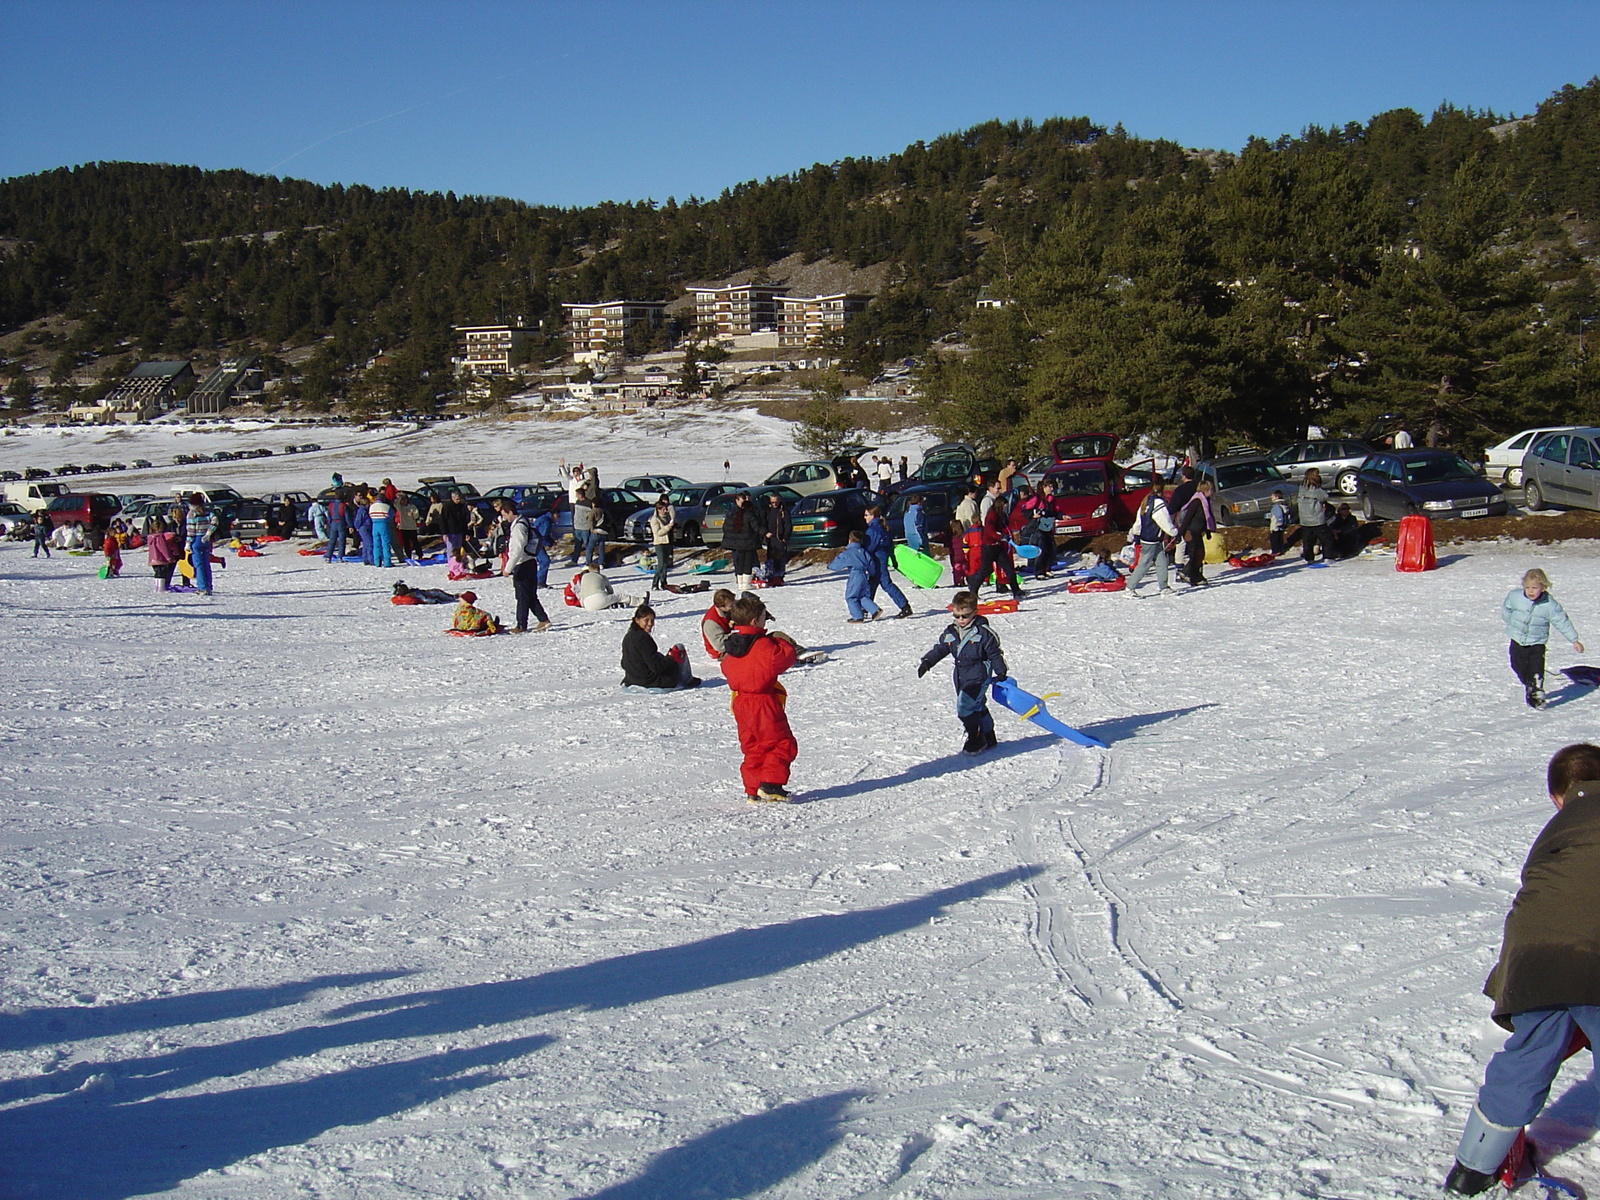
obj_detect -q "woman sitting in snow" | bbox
[620,603,699,690]
[450,590,503,635]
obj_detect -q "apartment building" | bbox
[188,356,263,415]
[454,319,531,377]
[561,301,666,363]
[777,293,871,347]
[688,284,789,338]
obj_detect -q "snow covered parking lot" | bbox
[3,419,1600,1198]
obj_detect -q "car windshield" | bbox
[664,488,704,506]
[1214,461,1287,489]
[1046,465,1107,496]
[1402,456,1479,485]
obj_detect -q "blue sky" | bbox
[4,0,1597,208]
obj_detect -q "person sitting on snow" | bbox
[450,590,502,635]
[621,603,699,690]
[573,566,641,612]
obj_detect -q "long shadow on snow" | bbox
[0,870,1037,1112]
[798,738,1060,803]
[0,969,413,1053]
[0,1034,552,1200]
[578,1090,866,1200]
[1542,683,1593,709]
[1078,703,1216,743]
[1528,1068,1600,1195]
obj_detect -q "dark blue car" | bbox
[1354,450,1508,520]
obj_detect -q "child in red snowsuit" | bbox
[101,530,122,577]
[720,595,799,802]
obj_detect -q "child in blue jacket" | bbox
[1503,568,1584,708]
[917,590,1009,754]
[830,532,881,622]
[864,505,913,618]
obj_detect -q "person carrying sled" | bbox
[720,594,799,802]
[917,589,1008,755]
[1444,742,1600,1195]
[1503,568,1584,709]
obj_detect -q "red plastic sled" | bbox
[1066,577,1126,593]
[236,547,263,558]
[1395,514,1437,572]
[948,598,1018,615]
[1227,553,1276,569]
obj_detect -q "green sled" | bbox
[893,543,944,589]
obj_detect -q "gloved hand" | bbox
[992,674,1007,683]
[916,661,931,678]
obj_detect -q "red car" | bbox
[1038,434,1156,537]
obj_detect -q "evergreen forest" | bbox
[1,77,1598,454]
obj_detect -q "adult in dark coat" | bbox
[762,491,791,584]
[1174,481,1215,587]
[620,605,696,689]
[1445,743,1600,1195]
[721,493,763,592]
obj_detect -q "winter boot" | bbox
[755,782,791,802]
[1450,1106,1522,1193]
[1443,1161,1496,1196]
[1525,682,1545,709]
[960,714,984,755]
[894,605,913,619]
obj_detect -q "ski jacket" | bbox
[146,530,179,567]
[1503,588,1579,647]
[1269,500,1292,532]
[186,508,218,543]
[648,507,676,547]
[701,605,732,660]
[1136,494,1177,543]
[1296,484,1329,527]
[438,501,471,537]
[721,626,797,695]
[451,603,499,635]
[505,516,542,572]
[1484,779,1600,1026]
[863,518,894,567]
[763,504,790,549]
[721,503,762,552]
[919,615,1008,693]
[830,543,875,594]
[621,622,681,689]
[1176,493,1214,538]
[903,503,927,551]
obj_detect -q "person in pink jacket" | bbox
[146,516,181,593]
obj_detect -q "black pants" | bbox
[1300,525,1324,562]
[1182,534,1206,584]
[511,560,550,629]
[975,544,1022,597]
[765,544,788,580]
[731,548,758,578]
[1509,640,1546,689]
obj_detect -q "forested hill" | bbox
[1,78,1598,450]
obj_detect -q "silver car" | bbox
[1194,456,1296,526]
[1266,439,1377,496]
[1485,426,1578,488]
[1522,427,1600,512]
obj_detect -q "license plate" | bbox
[1461,508,1488,518]
[1063,525,1083,533]
[794,523,817,532]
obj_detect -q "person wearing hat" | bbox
[450,590,502,635]
[721,594,800,801]
[647,496,676,590]
[620,603,698,690]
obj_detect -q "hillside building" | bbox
[454,319,531,377]
[188,356,263,415]
[777,293,871,347]
[689,284,789,338]
[561,302,666,364]
[98,360,196,421]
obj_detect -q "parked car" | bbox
[299,442,322,452]
[1193,456,1295,526]
[701,486,804,548]
[891,443,1000,497]
[115,493,156,512]
[621,483,746,546]
[762,460,850,497]
[107,462,126,471]
[1355,449,1509,520]
[1039,434,1157,536]
[55,464,81,476]
[228,500,281,540]
[480,484,561,519]
[22,468,50,481]
[1265,439,1377,496]
[787,487,875,548]
[1484,426,1579,489]
[0,470,20,483]
[619,474,692,500]
[2,480,68,512]
[0,501,36,537]
[82,462,110,474]
[1521,427,1600,513]
[259,491,316,523]
[120,497,180,526]
[885,481,972,545]
[284,444,301,454]
[131,458,153,469]
[44,492,122,529]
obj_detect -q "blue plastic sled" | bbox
[1010,542,1042,560]
[991,678,1107,749]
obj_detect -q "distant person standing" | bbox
[720,595,800,802]
[437,489,472,564]
[498,497,552,633]
[647,497,676,591]
[722,491,762,594]
[1394,428,1414,449]
[368,492,396,567]
[1296,468,1330,564]
[186,494,218,596]
[897,455,909,482]
[31,513,51,558]
[876,456,894,496]
[762,490,791,585]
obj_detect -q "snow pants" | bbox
[869,553,908,611]
[1456,1005,1600,1172]
[371,522,395,567]
[1509,640,1547,690]
[1126,540,1171,592]
[974,544,1022,597]
[844,576,880,621]
[188,537,213,593]
[324,520,347,561]
[731,690,797,796]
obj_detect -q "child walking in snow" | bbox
[720,594,800,802]
[1443,742,1600,1195]
[1502,568,1583,709]
[1268,489,1291,557]
[917,590,1009,755]
[830,531,881,623]
[101,529,122,578]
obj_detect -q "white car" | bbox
[0,501,35,537]
[1485,426,1579,488]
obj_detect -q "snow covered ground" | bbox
[3,413,1600,1199]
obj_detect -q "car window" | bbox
[1571,438,1599,469]
[1213,461,1286,489]
[1267,446,1297,465]
[1508,432,1533,451]
[1046,465,1108,496]
[1402,456,1479,485]
[1539,434,1570,463]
